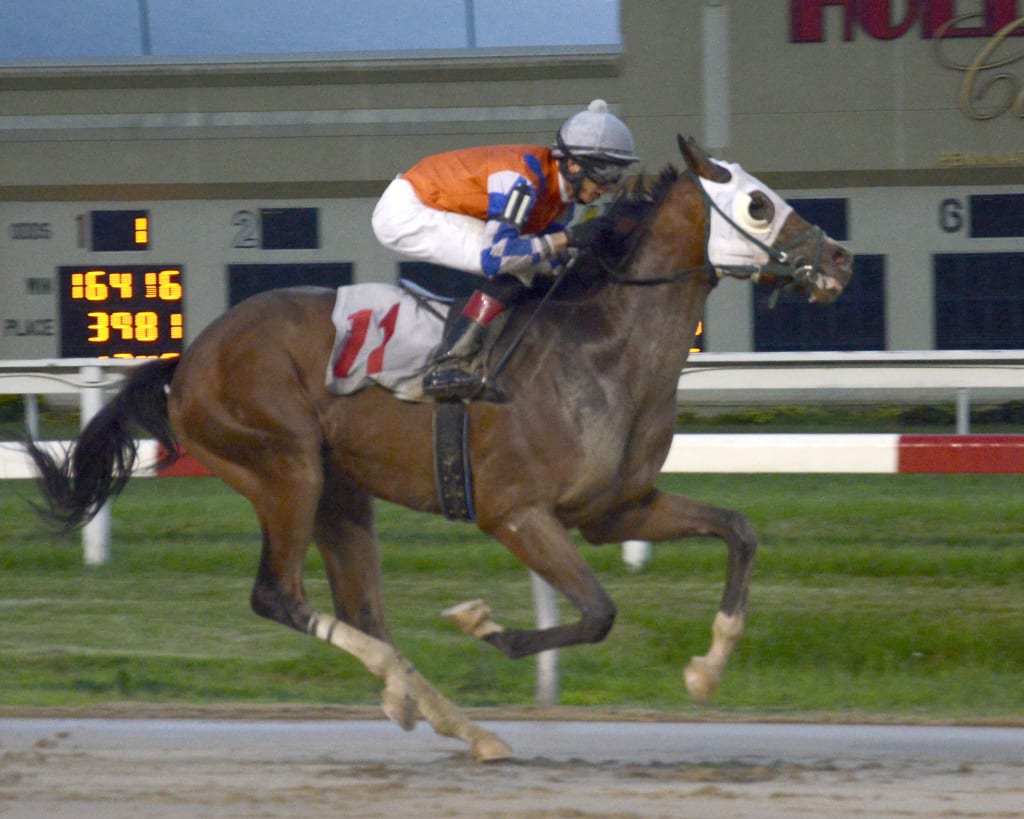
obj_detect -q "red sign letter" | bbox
[860,0,920,39]
[791,0,857,42]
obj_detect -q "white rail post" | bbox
[956,388,970,434]
[622,540,652,571]
[24,394,40,439]
[79,365,111,566]
[530,571,559,705]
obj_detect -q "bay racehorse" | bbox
[28,137,853,760]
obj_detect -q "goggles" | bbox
[583,161,626,187]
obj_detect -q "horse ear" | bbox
[677,135,731,183]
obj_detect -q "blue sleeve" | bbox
[480,221,544,277]
[480,175,560,277]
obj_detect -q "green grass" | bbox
[1,473,1022,721]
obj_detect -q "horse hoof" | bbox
[381,688,419,731]
[471,733,513,763]
[683,656,719,705]
[442,599,504,639]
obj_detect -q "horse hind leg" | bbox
[312,478,391,642]
[244,468,511,761]
[305,613,511,761]
[312,478,415,731]
[251,527,510,758]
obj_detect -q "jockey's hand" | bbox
[546,231,569,256]
[565,218,605,250]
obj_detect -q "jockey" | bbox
[371,99,640,400]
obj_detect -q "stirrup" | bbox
[423,362,483,400]
[422,364,507,403]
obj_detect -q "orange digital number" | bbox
[144,269,182,301]
[109,350,183,360]
[72,270,110,301]
[109,271,134,299]
[135,311,159,342]
[158,269,182,300]
[86,311,110,342]
[690,320,704,353]
[85,270,108,301]
[110,311,134,340]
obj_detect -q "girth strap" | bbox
[432,399,475,522]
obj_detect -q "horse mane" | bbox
[544,164,681,299]
[602,164,681,243]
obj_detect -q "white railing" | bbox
[7,350,1024,421]
[676,350,1024,433]
[1,359,141,565]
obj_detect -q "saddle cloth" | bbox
[325,282,447,402]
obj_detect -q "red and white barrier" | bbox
[663,434,1024,474]
[663,434,897,473]
[5,434,1024,479]
[896,435,1024,473]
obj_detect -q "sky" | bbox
[0,0,620,62]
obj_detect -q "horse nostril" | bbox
[833,248,851,266]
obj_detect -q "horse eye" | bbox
[747,191,774,226]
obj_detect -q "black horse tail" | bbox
[26,357,181,532]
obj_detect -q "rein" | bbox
[603,169,827,300]
[483,255,576,390]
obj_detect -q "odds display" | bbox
[58,266,184,358]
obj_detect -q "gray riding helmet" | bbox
[553,99,640,165]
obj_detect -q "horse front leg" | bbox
[579,489,758,704]
[446,506,617,659]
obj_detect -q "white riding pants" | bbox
[371,176,487,275]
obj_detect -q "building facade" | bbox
[1,0,1022,360]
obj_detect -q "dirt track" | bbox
[2,716,1023,818]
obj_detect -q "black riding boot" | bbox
[422,290,506,400]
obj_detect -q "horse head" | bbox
[678,136,853,304]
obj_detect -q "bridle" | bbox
[603,169,828,302]
[485,168,831,388]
